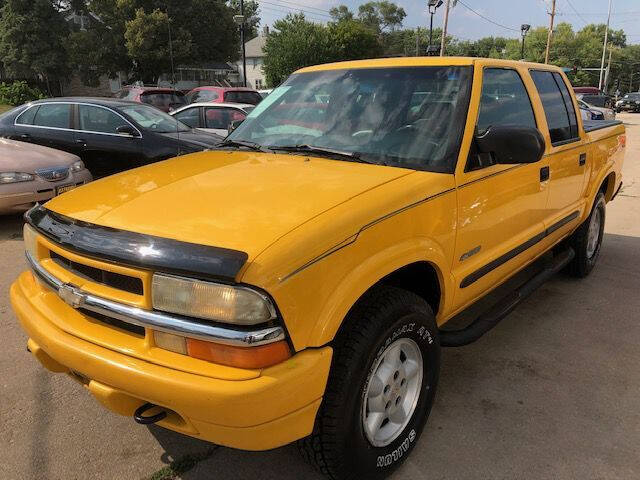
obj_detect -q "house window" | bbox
[255,79,263,89]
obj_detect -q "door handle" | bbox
[19,133,30,139]
[579,153,586,166]
[540,166,550,182]
[75,139,86,146]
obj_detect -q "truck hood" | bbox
[45,150,412,262]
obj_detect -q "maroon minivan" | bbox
[114,86,186,112]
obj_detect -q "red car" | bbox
[185,86,263,105]
[114,86,187,113]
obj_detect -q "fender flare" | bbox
[307,236,452,347]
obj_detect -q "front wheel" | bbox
[298,286,440,480]
[567,192,606,277]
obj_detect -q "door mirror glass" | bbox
[116,125,139,137]
[475,125,545,164]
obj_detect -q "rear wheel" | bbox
[298,286,440,480]
[567,192,606,278]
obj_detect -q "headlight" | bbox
[70,160,85,172]
[152,273,276,325]
[1,172,33,184]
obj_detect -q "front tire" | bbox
[298,286,440,480]
[568,192,606,277]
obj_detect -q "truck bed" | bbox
[583,119,622,133]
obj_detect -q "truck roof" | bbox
[296,57,565,74]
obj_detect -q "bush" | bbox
[0,81,46,106]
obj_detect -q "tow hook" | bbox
[133,402,168,425]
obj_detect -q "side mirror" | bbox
[228,118,244,135]
[475,125,545,164]
[116,125,139,137]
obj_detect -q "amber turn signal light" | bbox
[186,338,291,369]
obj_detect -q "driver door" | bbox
[451,65,550,312]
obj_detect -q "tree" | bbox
[0,0,70,90]
[124,8,192,83]
[263,14,380,87]
[357,1,405,34]
[329,5,353,22]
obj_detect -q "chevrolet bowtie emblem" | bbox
[58,284,85,308]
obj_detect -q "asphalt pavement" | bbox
[1,114,639,480]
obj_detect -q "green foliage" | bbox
[0,81,45,106]
[357,1,405,33]
[0,0,70,82]
[228,0,260,41]
[263,14,380,87]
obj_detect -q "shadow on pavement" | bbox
[0,213,24,241]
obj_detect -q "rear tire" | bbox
[298,286,440,480]
[567,192,606,278]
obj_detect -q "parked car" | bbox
[573,86,603,95]
[115,86,187,112]
[258,89,273,98]
[185,86,263,105]
[578,101,605,120]
[576,95,615,120]
[0,98,222,178]
[0,138,92,215]
[170,103,254,136]
[11,58,625,480]
[615,92,640,112]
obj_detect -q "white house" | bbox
[236,27,268,89]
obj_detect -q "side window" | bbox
[32,104,71,129]
[205,108,245,129]
[78,105,126,134]
[531,70,579,145]
[174,107,201,128]
[477,68,536,133]
[553,72,578,138]
[16,106,39,125]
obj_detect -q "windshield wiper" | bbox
[273,145,375,164]
[217,139,271,152]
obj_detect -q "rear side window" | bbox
[477,68,536,133]
[224,91,262,105]
[32,104,71,129]
[531,70,579,145]
[16,106,39,125]
[205,107,246,129]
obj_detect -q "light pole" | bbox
[520,24,531,61]
[233,7,247,87]
[427,0,443,56]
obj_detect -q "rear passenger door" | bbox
[452,66,550,311]
[13,103,77,154]
[530,70,588,227]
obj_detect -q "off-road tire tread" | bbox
[297,285,435,480]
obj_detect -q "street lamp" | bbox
[427,0,443,56]
[233,10,247,87]
[520,24,531,61]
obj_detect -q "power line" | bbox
[564,0,589,26]
[455,0,520,32]
[258,0,332,19]
[263,0,331,15]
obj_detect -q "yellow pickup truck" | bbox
[11,58,625,479]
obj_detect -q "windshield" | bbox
[120,104,190,133]
[224,90,263,105]
[624,93,640,100]
[227,66,472,172]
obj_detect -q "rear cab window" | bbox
[530,70,580,146]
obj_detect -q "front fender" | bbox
[308,234,452,347]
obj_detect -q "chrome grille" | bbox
[35,166,69,182]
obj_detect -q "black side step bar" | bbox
[134,402,168,425]
[440,248,575,347]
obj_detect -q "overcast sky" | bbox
[258,0,640,45]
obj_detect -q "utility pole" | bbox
[599,0,613,91]
[240,0,247,87]
[544,0,556,64]
[440,0,451,56]
[416,28,420,56]
[603,45,613,93]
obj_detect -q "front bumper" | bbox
[10,271,332,450]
